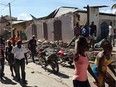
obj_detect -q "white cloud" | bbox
[17,13,32,20]
[100,9,116,14]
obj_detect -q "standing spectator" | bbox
[90,21,97,37]
[11,40,28,85]
[11,35,16,46]
[90,21,97,49]
[28,35,37,63]
[108,22,115,46]
[0,37,5,81]
[81,24,90,38]
[81,24,90,47]
[74,22,81,38]
[5,40,15,77]
[15,34,21,42]
[73,36,99,87]
[92,40,115,87]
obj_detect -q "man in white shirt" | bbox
[12,40,28,85]
[108,22,115,46]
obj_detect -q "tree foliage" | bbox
[112,3,116,9]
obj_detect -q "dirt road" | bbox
[0,61,99,87]
[0,59,115,87]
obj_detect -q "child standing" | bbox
[5,40,15,77]
[73,36,98,87]
[92,40,115,87]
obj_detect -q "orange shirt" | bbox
[15,37,21,42]
[73,54,89,81]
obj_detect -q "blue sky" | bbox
[0,0,116,20]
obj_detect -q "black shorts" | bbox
[73,80,90,87]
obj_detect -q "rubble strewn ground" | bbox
[0,44,116,87]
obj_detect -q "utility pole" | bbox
[8,3,13,37]
[87,5,90,27]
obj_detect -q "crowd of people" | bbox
[0,35,37,85]
[74,21,115,49]
[73,36,115,87]
[0,36,28,85]
[0,21,115,87]
[73,21,115,87]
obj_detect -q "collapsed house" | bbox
[25,6,116,43]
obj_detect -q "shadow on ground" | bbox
[2,76,17,85]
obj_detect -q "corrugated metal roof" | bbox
[45,6,78,19]
[12,20,33,24]
[45,6,115,19]
[84,5,108,8]
[12,21,25,24]
[55,7,78,17]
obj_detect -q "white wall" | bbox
[25,24,32,40]
[36,21,43,40]
[78,12,87,25]
[60,13,74,42]
[89,8,99,36]
[25,10,116,42]
[47,19,54,41]
[41,13,74,43]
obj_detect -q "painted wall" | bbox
[61,13,74,42]
[25,13,74,43]
[25,11,116,42]
[89,8,99,36]
[77,11,116,37]
[0,23,6,35]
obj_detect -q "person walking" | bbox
[90,21,97,49]
[73,36,99,87]
[0,37,5,82]
[74,22,81,38]
[92,40,115,87]
[81,24,90,47]
[5,40,15,77]
[11,40,28,85]
[28,35,37,63]
[108,22,115,47]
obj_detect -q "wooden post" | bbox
[87,5,90,27]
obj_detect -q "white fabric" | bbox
[11,46,28,60]
[109,25,114,35]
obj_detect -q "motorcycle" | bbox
[37,46,59,74]
[57,49,73,66]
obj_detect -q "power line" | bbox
[0,0,16,14]
[0,6,8,13]
[0,3,8,13]
[0,3,7,6]
[10,0,16,3]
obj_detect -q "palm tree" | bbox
[111,3,116,9]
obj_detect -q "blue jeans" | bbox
[31,50,36,63]
[0,61,2,78]
[109,35,115,46]
[0,59,4,78]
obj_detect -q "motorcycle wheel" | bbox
[38,57,46,68]
[50,60,59,74]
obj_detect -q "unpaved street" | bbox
[0,61,98,87]
[0,59,115,87]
